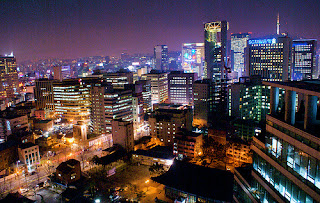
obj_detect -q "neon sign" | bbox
[248,38,276,45]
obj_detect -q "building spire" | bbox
[277,12,280,35]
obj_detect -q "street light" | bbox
[145,179,150,192]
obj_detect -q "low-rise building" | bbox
[0,140,18,175]
[226,141,252,166]
[56,159,81,185]
[18,143,40,172]
[33,119,53,132]
[173,131,203,160]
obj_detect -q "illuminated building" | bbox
[141,70,168,105]
[173,130,203,160]
[193,79,215,127]
[112,119,134,152]
[0,55,19,99]
[103,70,133,89]
[53,66,62,81]
[53,78,93,123]
[182,43,204,78]
[34,79,55,114]
[149,106,192,146]
[228,76,270,121]
[0,114,29,142]
[18,143,40,172]
[90,83,132,134]
[231,33,251,78]
[292,39,317,80]
[204,21,228,80]
[316,53,320,79]
[246,36,292,81]
[154,45,168,71]
[168,71,195,105]
[235,81,320,203]
[135,80,152,113]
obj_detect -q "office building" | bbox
[103,70,133,89]
[193,79,215,127]
[53,66,62,81]
[228,76,270,121]
[112,119,134,152]
[204,21,228,80]
[141,70,168,105]
[34,79,55,114]
[18,143,40,172]
[154,45,168,71]
[168,71,195,105]
[246,36,292,81]
[135,80,152,113]
[53,78,94,123]
[235,80,320,202]
[0,55,19,99]
[292,39,317,80]
[182,43,204,78]
[149,106,192,146]
[90,83,132,134]
[231,33,251,78]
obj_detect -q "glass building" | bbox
[168,71,195,105]
[154,45,168,72]
[231,33,251,79]
[235,81,320,203]
[291,39,317,81]
[247,36,292,82]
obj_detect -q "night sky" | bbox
[0,0,319,61]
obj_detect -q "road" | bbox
[0,145,104,197]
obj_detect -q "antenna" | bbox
[277,13,280,35]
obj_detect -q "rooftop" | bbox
[133,146,174,160]
[263,80,320,96]
[152,160,233,202]
[19,142,37,149]
[56,159,80,174]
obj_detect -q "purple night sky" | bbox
[0,0,319,61]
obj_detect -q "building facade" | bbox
[246,36,292,82]
[231,33,251,79]
[292,39,317,81]
[112,119,134,152]
[182,43,204,79]
[154,45,168,72]
[34,79,55,115]
[168,71,195,105]
[18,143,40,172]
[0,55,19,100]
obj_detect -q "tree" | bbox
[149,163,165,177]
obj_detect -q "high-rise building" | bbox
[292,39,317,80]
[112,119,134,152]
[168,71,195,105]
[228,75,270,121]
[149,106,192,146]
[316,53,320,79]
[0,55,19,99]
[234,80,320,203]
[231,33,251,78]
[246,36,292,81]
[53,66,62,81]
[103,70,133,89]
[141,70,168,105]
[34,79,55,113]
[204,21,228,80]
[193,79,215,127]
[182,43,204,78]
[90,83,133,134]
[53,78,94,123]
[154,45,168,71]
[135,80,152,113]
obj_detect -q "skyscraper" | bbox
[292,39,317,81]
[141,70,168,105]
[154,45,168,71]
[246,36,292,81]
[231,33,251,78]
[182,43,204,79]
[204,21,228,80]
[34,78,55,115]
[168,71,194,105]
[0,55,19,99]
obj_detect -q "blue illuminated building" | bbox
[246,36,292,82]
[292,39,317,81]
[231,33,251,79]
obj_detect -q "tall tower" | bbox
[154,45,168,72]
[277,13,280,35]
[0,55,19,99]
[231,33,251,78]
[204,21,228,80]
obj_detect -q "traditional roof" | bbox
[56,159,80,174]
[152,160,233,202]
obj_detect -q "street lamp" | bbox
[145,179,150,192]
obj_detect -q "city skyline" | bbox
[1,0,320,61]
